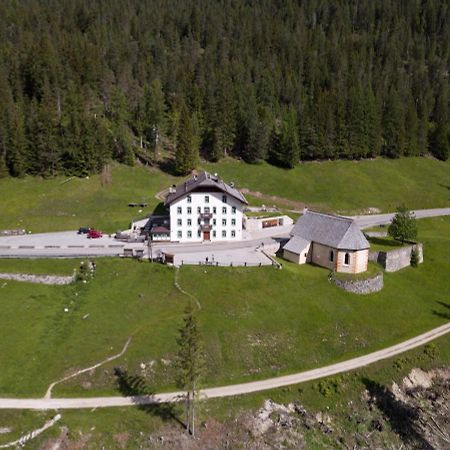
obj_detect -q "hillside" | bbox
[0,0,449,180]
[0,157,448,233]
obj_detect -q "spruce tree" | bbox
[176,302,204,437]
[140,79,166,154]
[382,89,406,158]
[175,103,198,175]
[6,103,27,177]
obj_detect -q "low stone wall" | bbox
[0,229,26,236]
[364,231,388,238]
[369,243,423,272]
[331,272,384,295]
[0,273,75,285]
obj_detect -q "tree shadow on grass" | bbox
[362,378,434,450]
[433,301,450,320]
[114,367,185,428]
[158,158,178,176]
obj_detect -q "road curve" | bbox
[352,207,450,228]
[0,322,448,410]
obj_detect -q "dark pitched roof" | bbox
[291,210,370,250]
[164,171,248,206]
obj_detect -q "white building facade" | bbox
[165,172,247,243]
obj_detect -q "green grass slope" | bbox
[0,216,448,398]
[0,157,448,233]
[204,157,450,213]
[0,164,176,233]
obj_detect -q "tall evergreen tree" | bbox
[175,103,198,175]
[176,302,204,437]
[382,89,406,158]
[139,79,166,153]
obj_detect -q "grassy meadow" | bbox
[0,216,448,400]
[0,156,448,234]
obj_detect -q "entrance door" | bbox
[203,231,210,241]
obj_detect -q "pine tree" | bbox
[6,103,27,177]
[382,89,406,158]
[347,87,369,158]
[109,87,134,166]
[176,302,204,437]
[271,107,300,168]
[175,103,198,175]
[139,79,166,154]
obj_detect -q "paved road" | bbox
[0,208,449,259]
[0,323,448,410]
[351,207,450,229]
[0,226,292,262]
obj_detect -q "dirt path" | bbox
[1,323,448,410]
[0,414,61,448]
[174,267,202,310]
[239,188,306,210]
[44,337,132,399]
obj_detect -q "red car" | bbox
[87,229,103,239]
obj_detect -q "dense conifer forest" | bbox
[0,0,448,177]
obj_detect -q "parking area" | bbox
[0,227,288,265]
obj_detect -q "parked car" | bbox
[77,227,91,234]
[87,229,103,239]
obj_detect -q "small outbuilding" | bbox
[283,210,370,273]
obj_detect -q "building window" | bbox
[222,219,226,226]
[177,231,182,238]
[213,207,217,214]
[177,219,182,226]
[222,206,227,214]
[205,195,209,203]
[187,206,192,214]
[231,230,235,237]
[344,253,350,266]
[187,195,192,203]
[222,195,227,203]
[187,230,192,238]
[187,219,192,226]
[231,218,236,226]
[329,251,334,262]
[232,206,236,214]
[204,207,210,213]
[177,207,182,214]
[213,230,216,237]
[197,218,201,225]
[213,219,216,225]
[197,206,201,213]
[197,230,201,237]
[222,230,226,237]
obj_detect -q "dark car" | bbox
[77,227,91,234]
[87,229,103,239]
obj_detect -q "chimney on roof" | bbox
[171,184,176,193]
[230,182,234,188]
[194,175,198,181]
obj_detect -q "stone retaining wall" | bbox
[369,243,423,272]
[331,272,384,294]
[364,231,388,238]
[0,273,75,285]
[0,229,26,236]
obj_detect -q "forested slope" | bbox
[0,0,448,178]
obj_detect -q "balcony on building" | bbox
[200,223,212,231]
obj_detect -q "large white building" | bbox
[162,171,248,243]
